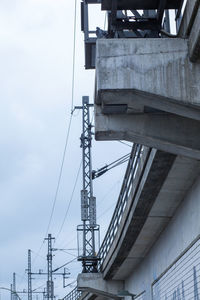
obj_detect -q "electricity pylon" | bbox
[76,96,100,273]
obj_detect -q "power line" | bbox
[45,115,73,238]
[118,141,133,147]
[71,0,77,112]
[44,0,78,240]
[92,153,130,179]
[33,0,78,264]
[55,160,82,242]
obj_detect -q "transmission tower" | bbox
[45,234,55,300]
[76,96,100,273]
[28,249,32,300]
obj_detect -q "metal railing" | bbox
[62,287,82,300]
[64,143,146,300]
[98,143,143,268]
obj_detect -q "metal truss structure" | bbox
[81,0,185,69]
[76,96,100,273]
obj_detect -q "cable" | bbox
[97,179,121,209]
[71,0,77,113]
[55,159,82,241]
[44,0,77,238]
[63,280,77,288]
[118,140,133,148]
[32,284,46,292]
[57,236,77,250]
[57,249,77,258]
[34,0,78,263]
[53,258,77,272]
[45,114,73,238]
[98,201,116,220]
[92,153,130,179]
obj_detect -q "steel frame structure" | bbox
[28,238,69,300]
[28,250,32,300]
[81,0,185,69]
[76,96,100,273]
[45,234,54,300]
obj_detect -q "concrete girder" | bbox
[95,107,200,159]
[98,89,200,121]
[95,38,200,108]
[77,274,124,300]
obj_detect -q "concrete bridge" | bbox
[65,1,200,299]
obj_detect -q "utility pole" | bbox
[13,273,17,300]
[28,250,32,300]
[28,237,69,300]
[45,234,55,300]
[76,96,100,273]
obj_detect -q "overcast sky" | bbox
[0,1,130,299]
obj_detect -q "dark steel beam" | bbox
[157,0,167,25]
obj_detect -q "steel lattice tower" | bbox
[12,273,17,300]
[45,234,55,300]
[28,250,32,300]
[77,96,100,273]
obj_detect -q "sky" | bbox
[0,0,188,298]
[0,1,130,299]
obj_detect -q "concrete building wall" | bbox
[125,173,200,299]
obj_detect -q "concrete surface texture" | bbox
[76,1,200,300]
[78,169,200,299]
[125,172,200,299]
[77,273,123,299]
[95,38,200,106]
[95,105,200,159]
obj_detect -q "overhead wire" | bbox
[92,152,130,179]
[118,140,133,147]
[44,115,73,238]
[45,0,77,237]
[53,258,77,273]
[71,0,77,113]
[55,159,82,242]
[32,0,78,266]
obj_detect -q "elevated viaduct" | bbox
[65,1,200,299]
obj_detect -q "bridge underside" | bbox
[105,154,200,280]
[78,150,200,289]
[95,36,200,159]
[77,1,200,299]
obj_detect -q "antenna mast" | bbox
[77,96,100,273]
